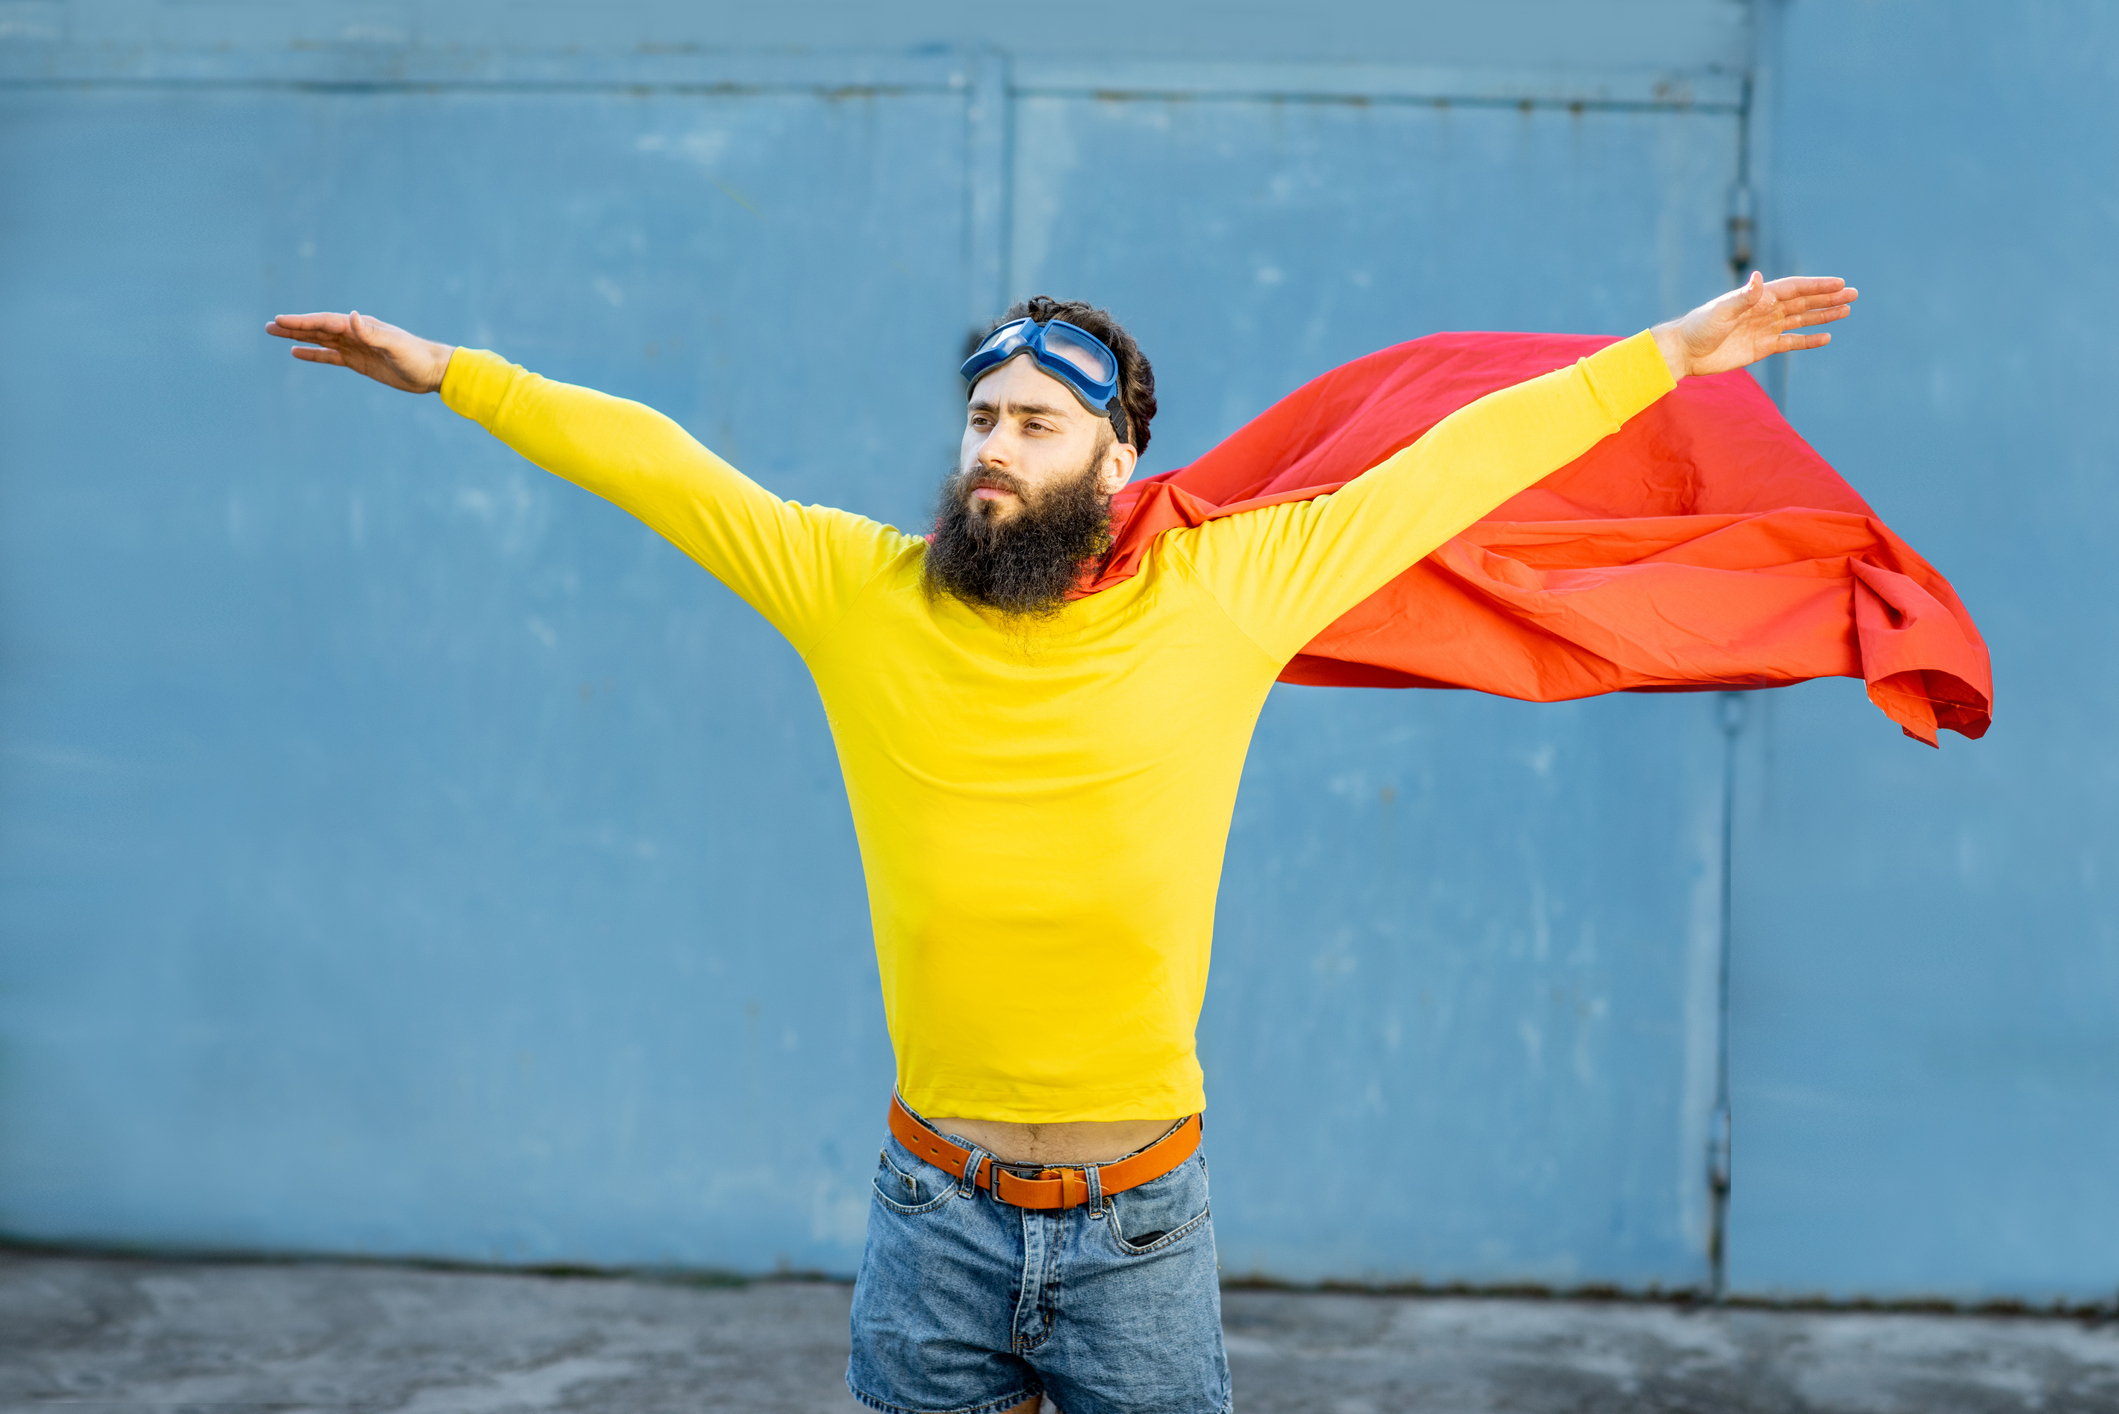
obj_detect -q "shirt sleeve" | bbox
[440,348,916,654]
[1168,331,1678,664]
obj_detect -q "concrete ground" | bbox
[3,1252,2117,1413]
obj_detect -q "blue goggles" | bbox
[960,317,1129,443]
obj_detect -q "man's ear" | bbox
[1099,441,1138,496]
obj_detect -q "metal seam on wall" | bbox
[964,47,1012,330]
[0,77,1744,120]
[1010,89,1740,114]
[0,45,1743,113]
[1704,0,1776,1300]
[0,78,967,95]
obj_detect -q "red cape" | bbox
[1085,333,1991,746]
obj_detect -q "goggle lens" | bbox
[1041,322,1117,382]
[975,319,1033,360]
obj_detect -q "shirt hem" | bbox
[899,1083,1208,1125]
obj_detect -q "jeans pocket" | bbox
[1107,1153,1211,1254]
[871,1142,959,1216]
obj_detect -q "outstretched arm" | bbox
[1180,274,1859,662]
[266,311,912,653]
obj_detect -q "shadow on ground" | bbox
[3,1252,2116,1413]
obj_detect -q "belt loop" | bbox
[956,1145,990,1199]
[1085,1160,1106,1219]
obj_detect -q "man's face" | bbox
[957,356,1137,523]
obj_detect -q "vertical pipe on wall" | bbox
[1708,690,1745,1299]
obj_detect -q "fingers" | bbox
[1749,277,1854,330]
[268,314,360,362]
[1764,275,1848,298]
[266,312,350,338]
[1793,304,1853,329]
[290,346,349,367]
[1776,286,1858,313]
[1776,331,1832,352]
[266,310,392,353]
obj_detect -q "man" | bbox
[268,273,1853,1414]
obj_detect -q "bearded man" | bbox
[268,276,1853,1414]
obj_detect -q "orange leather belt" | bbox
[888,1094,1201,1211]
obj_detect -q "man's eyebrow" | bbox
[967,397,1075,420]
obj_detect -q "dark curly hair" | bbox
[966,296,1158,455]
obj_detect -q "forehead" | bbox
[968,353,1087,414]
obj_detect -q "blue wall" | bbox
[1,0,2110,1302]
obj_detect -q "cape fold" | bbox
[1084,332,1991,745]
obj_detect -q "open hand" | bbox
[265,311,455,393]
[1652,273,1857,380]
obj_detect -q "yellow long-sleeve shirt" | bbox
[441,333,1675,1122]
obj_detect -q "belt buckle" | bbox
[997,1163,1091,1209]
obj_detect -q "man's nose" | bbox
[975,428,1014,468]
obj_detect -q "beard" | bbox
[923,442,1115,620]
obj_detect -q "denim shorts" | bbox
[847,1118,1231,1414]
